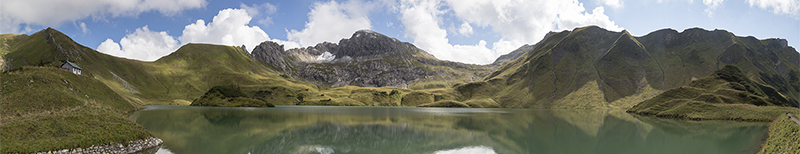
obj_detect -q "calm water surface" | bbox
[129,105,768,154]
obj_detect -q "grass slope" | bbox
[758,113,800,153]
[1,28,318,105]
[461,26,800,109]
[0,28,319,152]
[190,85,275,107]
[627,65,796,121]
[0,67,151,153]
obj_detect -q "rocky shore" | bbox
[31,137,162,154]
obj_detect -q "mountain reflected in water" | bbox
[129,105,767,154]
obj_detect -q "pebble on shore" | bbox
[31,137,163,154]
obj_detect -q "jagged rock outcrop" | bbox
[249,41,293,73]
[250,30,497,89]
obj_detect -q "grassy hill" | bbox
[0,67,151,153]
[459,26,800,109]
[1,28,319,105]
[627,65,797,121]
[0,28,320,152]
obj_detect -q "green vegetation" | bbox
[0,28,317,152]
[1,28,318,105]
[463,98,501,108]
[418,100,470,108]
[759,113,800,154]
[1,67,151,153]
[466,26,800,109]
[190,85,275,107]
[628,65,796,121]
[401,91,434,106]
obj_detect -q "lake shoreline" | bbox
[29,137,163,154]
[758,113,800,153]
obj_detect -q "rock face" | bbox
[249,41,292,73]
[250,30,497,89]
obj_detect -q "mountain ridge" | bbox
[249,29,497,89]
[627,65,796,121]
[2,26,797,109]
[464,25,799,108]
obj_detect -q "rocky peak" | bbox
[249,30,491,89]
[250,41,292,73]
[765,38,790,49]
[333,29,421,58]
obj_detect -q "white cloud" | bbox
[398,0,622,64]
[178,8,270,52]
[99,7,301,61]
[399,0,495,64]
[446,0,622,44]
[240,2,278,26]
[79,22,90,34]
[457,22,474,36]
[746,0,800,17]
[702,0,724,17]
[97,26,180,61]
[599,0,624,8]
[0,0,207,33]
[287,0,374,47]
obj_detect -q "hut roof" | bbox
[64,61,81,70]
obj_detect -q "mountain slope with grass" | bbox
[0,28,320,153]
[461,26,800,109]
[1,28,319,105]
[0,67,152,153]
[627,65,797,121]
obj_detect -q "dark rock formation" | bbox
[250,30,500,89]
[249,41,293,73]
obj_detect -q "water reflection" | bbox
[129,105,767,154]
[434,146,496,154]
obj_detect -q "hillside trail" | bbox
[787,113,800,126]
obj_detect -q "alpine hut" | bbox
[60,61,81,75]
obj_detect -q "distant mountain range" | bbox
[1,26,798,109]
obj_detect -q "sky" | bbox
[1,0,799,64]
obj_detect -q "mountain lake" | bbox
[128,105,769,154]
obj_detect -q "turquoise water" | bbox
[129,105,768,154]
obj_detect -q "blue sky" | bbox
[1,0,798,64]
